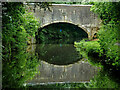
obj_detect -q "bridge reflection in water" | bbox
[27,59,100,84]
[26,43,100,84]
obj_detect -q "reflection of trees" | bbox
[2,49,39,88]
[36,43,82,65]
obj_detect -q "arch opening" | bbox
[36,22,88,44]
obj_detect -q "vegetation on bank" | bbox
[2,2,39,88]
[75,40,120,88]
[75,1,120,71]
[74,40,103,67]
[74,2,120,88]
[87,69,120,88]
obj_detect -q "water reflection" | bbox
[26,42,100,84]
[36,44,82,65]
[35,39,84,65]
[27,60,100,84]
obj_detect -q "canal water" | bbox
[26,39,100,85]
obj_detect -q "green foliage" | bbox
[74,3,120,88]
[91,2,120,24]
[23,12,39,37]
[2,2,39,51]
[74,39,119,88]
[74,40,103,67]
[91,2,120,67]
[2,52,39,88]
[2,2,27,51]
[98,22,120,66]
[74,40,100,53]
[2,2,39,88]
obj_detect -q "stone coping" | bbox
[52,4,93,7]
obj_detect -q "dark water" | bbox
[26,39,100,85]
[36,44,82,65]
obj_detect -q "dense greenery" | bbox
[74,2,120,88]
[2,52,39,88]
[36,23,88,44]
[2,2,39,88]
[90,2,120,68]
[75,40,120,88]
[74,40,103,67]
[87,69,120,88]
[75,2,120,71]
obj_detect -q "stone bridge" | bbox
[28,4,101,39]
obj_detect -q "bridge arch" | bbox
[36,22,88,44]
[28,4,101,39]
[40,21,88,36]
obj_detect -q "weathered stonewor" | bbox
[29,4,101,39]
